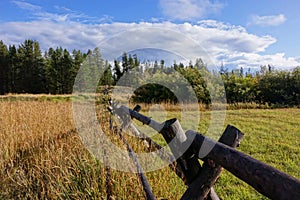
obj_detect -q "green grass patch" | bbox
[0,97,299,199]
[145,108,300,199]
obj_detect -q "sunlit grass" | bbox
[0,96,299,199]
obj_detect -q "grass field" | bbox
[0,96,299,199]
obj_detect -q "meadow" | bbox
[0,95,299,199]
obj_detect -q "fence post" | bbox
[159,118,201,185]
[115,105,220,197]
[128,122,186,181]
[111,104,300,199]
[181,125,244,200]
[186,130,300,200]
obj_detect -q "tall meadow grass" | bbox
[0,97,299,199]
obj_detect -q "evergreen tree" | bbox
[8,45,18,93]
[16,40,46,93]
[122,52,129,73]
[32,41,46,93]
[0,41,9,94]
[61,49,74,93]
[99,61,114,86]
[74,47,104,93]
[46,47,61,94]
[71,49,86,92]
[133,54,140,68]
[113,60,122,83]
[160,60,165,70]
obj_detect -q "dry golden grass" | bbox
[0,100,186,199]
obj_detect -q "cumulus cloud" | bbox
[222,52,300,70]
[159,0,224,21]
[0,20,274,53]
[1,1,299,70]
[249,14,287,27]
[180,20,276,53]
[6,1,299,69]
[2,19,299,69]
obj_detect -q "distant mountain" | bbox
[117,48,187,67]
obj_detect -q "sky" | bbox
[1,0,300,70]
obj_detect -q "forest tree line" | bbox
[0,39,299,106]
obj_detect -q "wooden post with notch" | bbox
[185,130,300,200]
[181,125,244,200]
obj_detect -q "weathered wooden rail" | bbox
[108,104,300,200]
[117,126,156,200]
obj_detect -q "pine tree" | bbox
[14,40,46,93]
[122,52,129,73]
[71,49,85,93]
[113,60,122,83]
[61,49,74,93]
[47,47,61,94]
[32,41,46,93]
[8,45,18,93]
[0,41,9,94]
[99,61,113,86]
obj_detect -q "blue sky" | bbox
[1,0,300,70]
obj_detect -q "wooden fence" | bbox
[107,104,300,200]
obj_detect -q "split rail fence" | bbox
[106,103,300,200]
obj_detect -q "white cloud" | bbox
[249,14,286,27]
[223,52,300,70]
[159,0,224,21]
[180,20,276,53]
[12,0,112,23]
[0,19,299,69]
[12,0,41,11]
